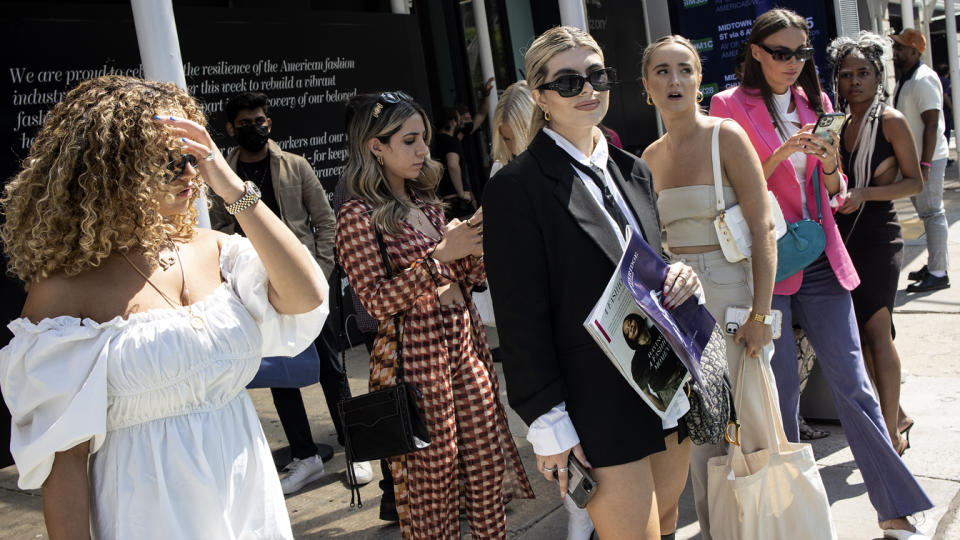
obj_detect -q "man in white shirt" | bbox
[892,28,951,292]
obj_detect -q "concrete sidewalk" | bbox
[2,175,960,539]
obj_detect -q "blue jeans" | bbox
[911,158,949,274]
[770,256,932,520]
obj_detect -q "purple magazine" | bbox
[619,228,716,386]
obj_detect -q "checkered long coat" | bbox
[336,196,533,538]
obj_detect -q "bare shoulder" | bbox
[194,227,229,250]
[21,273,86,323]
[881,106,909,129]
[717,117,753,153]
[641,136,666,163]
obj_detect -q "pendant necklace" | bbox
[121,241,205,331]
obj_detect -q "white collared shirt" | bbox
[542,127,641,247]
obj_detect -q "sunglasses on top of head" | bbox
[757,43,815,63]
[165,153,198,184]
[372,91,413,118]
[538,67,618,98]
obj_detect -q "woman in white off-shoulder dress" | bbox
[0,76,327,540]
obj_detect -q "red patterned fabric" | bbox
[336,195,533,539]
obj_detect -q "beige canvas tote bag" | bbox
[706,346,837,540]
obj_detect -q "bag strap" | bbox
[374,227,405,385]
[812,165,823,224]
[711,119,730,215]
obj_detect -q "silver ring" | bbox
[676,276,686,283]
[821,151,827,158]
[557,467,569,473]
[203,150,216,162]
[543,465,557,473]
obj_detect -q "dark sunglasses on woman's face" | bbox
[757,43,815,63]
[165,153,198,183]
[538,67,618,98]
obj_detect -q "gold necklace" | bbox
[122,243,205,331]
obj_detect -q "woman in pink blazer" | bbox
[710,9,931,539]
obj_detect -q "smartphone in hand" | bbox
[552,454,598,509]
[813,112,845,145]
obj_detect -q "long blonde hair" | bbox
[491,81,535,164]
[524,26,605,142]
[343,93,442,234]
[1,75,206,284]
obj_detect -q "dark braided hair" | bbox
[827,31,890,191]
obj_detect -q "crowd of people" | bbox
[0,6,950,540]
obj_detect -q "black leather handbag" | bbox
[337,226,431,507]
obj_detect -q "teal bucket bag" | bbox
[775,166,826,282]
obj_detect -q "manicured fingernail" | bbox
[153,114,160,120]
[181,137,187,142]
[169,116,176,120]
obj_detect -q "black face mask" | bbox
[235,124,269,152]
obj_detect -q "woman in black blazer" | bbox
[483,26,701,539]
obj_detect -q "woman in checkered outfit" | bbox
[335,92,533,539]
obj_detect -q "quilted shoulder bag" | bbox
[337,227,431,508]
[711,119,787,263]
[683,326,739,446]
[775,166,826,282]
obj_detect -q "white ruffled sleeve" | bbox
[219,234,329,357]
[0,318,110,490]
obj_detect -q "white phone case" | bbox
[724,306,782,339]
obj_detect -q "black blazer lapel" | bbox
[609,148,663,255]
[529,132,623,265]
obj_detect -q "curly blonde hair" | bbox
[1,75,207,284]
[343,92,442,235]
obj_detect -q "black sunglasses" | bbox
[165,153,198,183]
[757,43,815,63]
[538,67,618,98]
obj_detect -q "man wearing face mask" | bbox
[210,92,374,494]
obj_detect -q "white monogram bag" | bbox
[711,120,787,263]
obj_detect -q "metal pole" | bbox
[471,0,498,120]
[946,0,960,152]
[558,0,588,31]
[902,0,915,30]
[389,0,409,15]
[130,0,209,228]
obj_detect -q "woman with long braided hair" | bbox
[828,31,924,456]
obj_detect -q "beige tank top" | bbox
[657,185,738,248]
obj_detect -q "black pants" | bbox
[271,318,351,460]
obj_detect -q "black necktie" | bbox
[570,159,629,236]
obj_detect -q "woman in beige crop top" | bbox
[638,36,779,540]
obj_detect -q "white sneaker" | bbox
[349,461,374,486]
[280,455,325,495]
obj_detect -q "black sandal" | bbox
[798,416,830,440]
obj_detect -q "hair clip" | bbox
[373,103,383,118]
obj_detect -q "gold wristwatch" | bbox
[751,312,774,325]
[225,181,261,215]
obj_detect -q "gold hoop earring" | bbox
[646,95,653,106]
[696,90,704,103]
[544,110,551,122]
[376,155,383,166]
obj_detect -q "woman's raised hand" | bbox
[432,213,484,263]
[154,115,245,203]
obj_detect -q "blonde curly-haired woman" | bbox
[0,75,328,538]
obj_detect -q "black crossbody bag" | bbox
[337,227,431,508]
